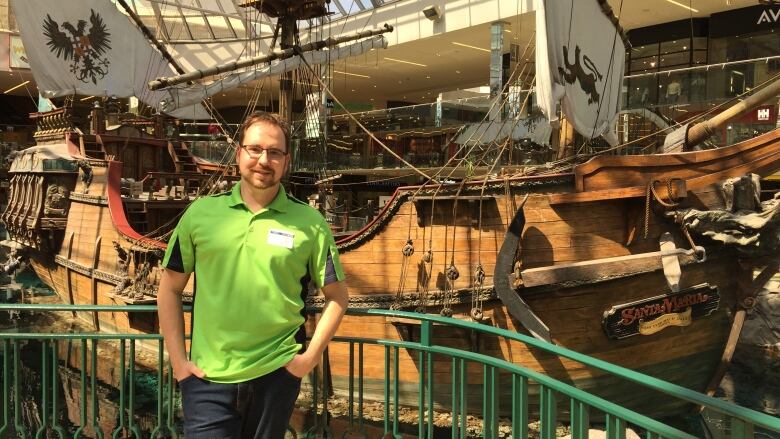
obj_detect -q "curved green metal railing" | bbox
[0,304,778,438]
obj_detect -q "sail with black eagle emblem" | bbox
[10,0,209,119]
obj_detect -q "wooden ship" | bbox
[5,0,780,422]
[4,88,780,419]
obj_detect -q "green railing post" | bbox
[450,357,459,439]
[540,385,557,439]
[422,319,433,439]
[35,339,49,439]
[491,366,499,439]
[50,340,65,438]
[128,339,141,438]
[606,413,626,439]
[112,339,126,439]
[512,374,528,439]
[459,359,467,437]
[74,339,88,438]
[321,348,333,438]
[12,340,28,439]
[357,343,365,435]
[90,339,103,439]
[730,416,754,439]
[151,339,166,438]
[570,399,590,439]
[417,344,425,439]
[0,339,9,437]
[482,364,489,439]
[166,362,177,438]
[393,346,400,438]
[383,345,390,435]
[347,341,355,431]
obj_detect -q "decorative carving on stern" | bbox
[669,173,780,257]
[44,184,70,216]
[107,246,162,304]
[31,108,81,142]
[2,173,74,252]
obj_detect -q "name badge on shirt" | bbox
[267,229,294,249]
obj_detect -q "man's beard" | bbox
[242,165,280,190]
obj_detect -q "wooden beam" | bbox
[519,247,701,288]
[548,179,686,205]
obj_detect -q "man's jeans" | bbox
[180,367,301,439]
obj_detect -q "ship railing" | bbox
[0,304,777,438]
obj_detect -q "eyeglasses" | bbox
[240,145,288,161]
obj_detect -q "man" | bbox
[157,111,348,439]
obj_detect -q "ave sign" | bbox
[757,8,780,24]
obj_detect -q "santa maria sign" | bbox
[602,284,720,340]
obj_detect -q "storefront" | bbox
[624,5,780,111]
[0,32,36,149]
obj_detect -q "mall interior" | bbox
[0,0,778,179]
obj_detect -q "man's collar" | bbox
[228,181,289,213]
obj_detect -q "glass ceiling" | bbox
[118,0,390,44]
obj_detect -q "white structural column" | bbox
[489,21,506,99]
[489,21,506,122]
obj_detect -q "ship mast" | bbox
[244,0,330,123]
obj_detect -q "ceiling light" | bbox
[452,42,491,53]
[384,57,427,67]
[663,0,698,12]
[333,70,371,78]
[4,80,30,94]
[79,95,96,101]
[504,29,512,33]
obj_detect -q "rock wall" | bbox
[718,265,780,415]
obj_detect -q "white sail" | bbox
[160,35,388,112]
[10,0,210,119]
[534,0,625,139]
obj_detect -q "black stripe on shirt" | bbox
[324,248,339,285]
[165,236,186,273]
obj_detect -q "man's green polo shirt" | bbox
[162,182,345,383]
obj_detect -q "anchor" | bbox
[494,196,553,342]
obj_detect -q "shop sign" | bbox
[10,35,30,69]
[757,8,780,24]
[710,5,780,38]
[757,107,771,121]
[602,284,720,340]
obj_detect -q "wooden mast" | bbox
[278,17,296,124]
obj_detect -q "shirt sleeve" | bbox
[162,204,196,273]
[309,215,346,288]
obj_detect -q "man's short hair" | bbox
[238,111,290,152]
